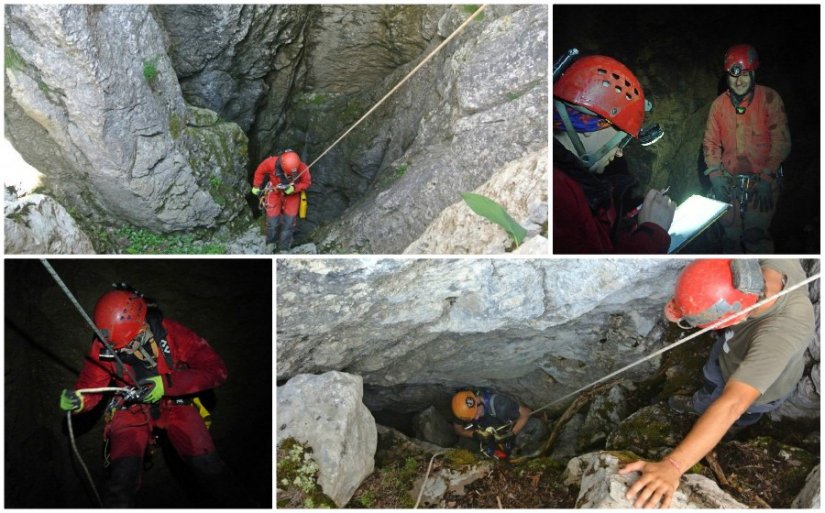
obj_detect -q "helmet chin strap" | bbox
[554,100,628,171]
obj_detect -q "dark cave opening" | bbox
[554,4,820,253]
[4,259,273,508]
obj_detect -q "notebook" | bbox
[667,195,730,253]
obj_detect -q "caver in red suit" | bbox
[61,289,238,507]
[554,141,670,254]
[252,151,311,252]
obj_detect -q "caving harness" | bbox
[258,151,309,219]
[42,262,213,506]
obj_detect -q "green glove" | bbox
[284,185,295,195]
[60,389,83,412]
[753,180,773,212]
[138,376,165,404]
[251,186,261,196]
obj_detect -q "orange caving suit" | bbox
[253,155,311,251]
[702,85,791,252]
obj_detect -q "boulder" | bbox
[791,464,820,508]
[605,403,696,460]
[5,191,95,254]
[5,5,249,236]
[564,452,747,508]
[277,371,377,507]
[412,406,457,448]
[403,148,548,254]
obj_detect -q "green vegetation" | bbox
[506,91,521,101]
[444,448,477,467]
[463,5,486,21]
[276,438,337,508]
[5,46,25,70]
[393,163,408,178]
[168,113,183,140]
[116,226,225,254]
[460,192,528,246]
[209,175,222,189]
[142,58,158,83]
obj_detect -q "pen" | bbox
[626,186,670,218]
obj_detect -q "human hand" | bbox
[138,376,165,403]
[708,174,729,199]
[619,459,681,509]
[251,187,261,196]
[60,388,83,412]
[753,180,773,212]
[284,185,295,195]
[638,189,675,231]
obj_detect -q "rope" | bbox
[67,387,132,507]
[305,4,488,172]
[530,272,821,417]
[414,450,447,509]
[40,259,137,383]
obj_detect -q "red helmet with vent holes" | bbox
[93,290,147,348]
[554,55,646,137]
[724,44,759,77]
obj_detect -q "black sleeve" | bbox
[491,394,521,422]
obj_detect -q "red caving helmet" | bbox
[280,151,301,174]
[665,259,762,330]
[724,44,759,77]
[554,55,646,137]
[93,290,147,348]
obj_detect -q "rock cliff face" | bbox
[277,259,687,410]
[5,4,547,253]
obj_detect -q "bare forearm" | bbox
[668,398,742,471]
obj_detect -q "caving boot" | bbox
[102,456,143,507]
[278,215,296,253]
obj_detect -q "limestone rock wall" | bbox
[276,259,687,410]
[5,5,252,234]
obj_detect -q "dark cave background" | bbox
[554,4,820,253]
[4,259,272,508]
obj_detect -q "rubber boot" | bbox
[187,452,258,507]
[266,215,280,253]
[278,215,296,253]
[265,215,280,244]
[103,456,143,508]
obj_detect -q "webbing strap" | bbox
[531,272,821,416]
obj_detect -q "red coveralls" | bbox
[74,318,228,506]
[554,166,670,254]
[252,155,312,250]
[703,85,791,252]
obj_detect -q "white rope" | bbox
[306,5,488,171]
[531,272,821,416]
[66,387,133,507]
[414,450,446,509]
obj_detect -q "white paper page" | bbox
[667,195,730,253]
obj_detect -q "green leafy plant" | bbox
[209,175,222,189]
[143,58,158,82]
[460,192,527,246]
[463,4,486,21]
